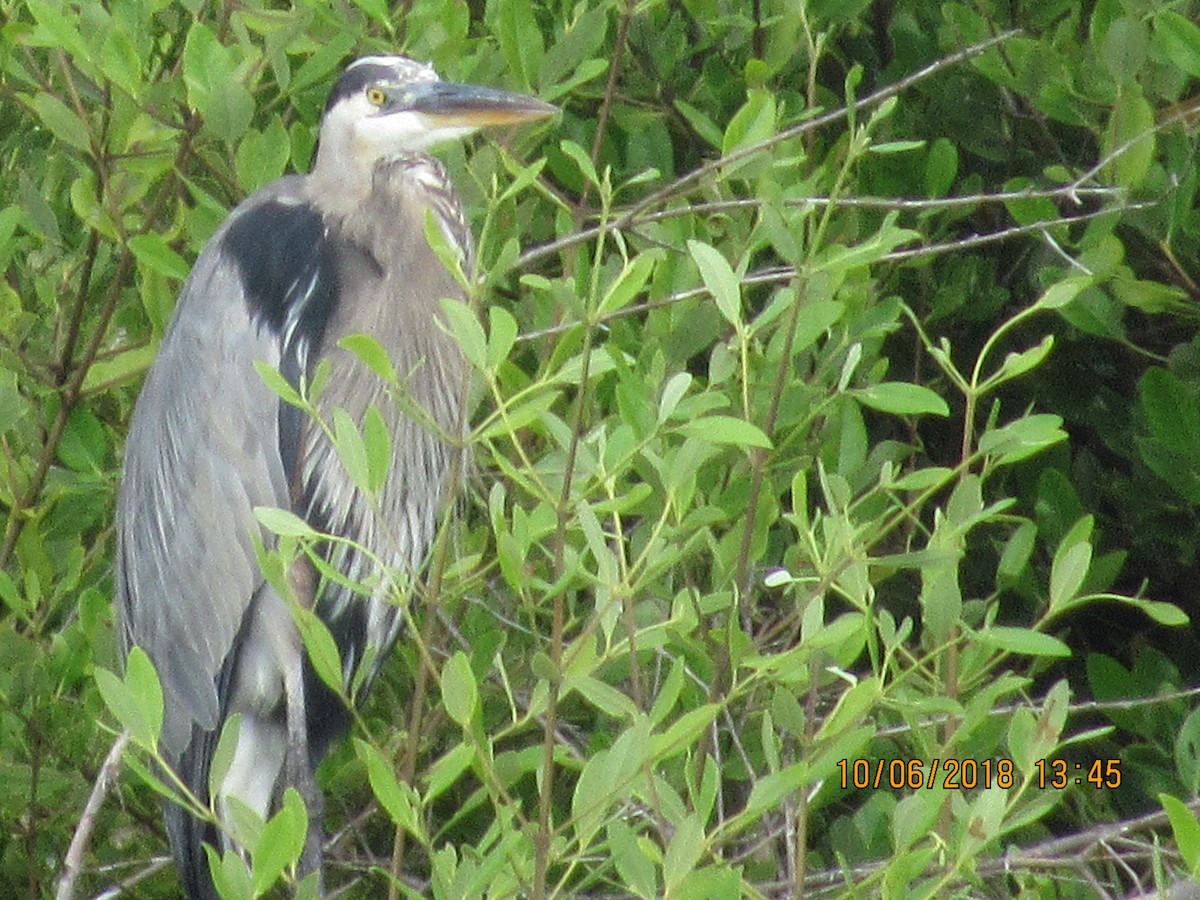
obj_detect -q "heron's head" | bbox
[314,55,556,176]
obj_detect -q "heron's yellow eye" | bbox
[365,86,387,106]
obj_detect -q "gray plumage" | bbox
[114,56,553,897]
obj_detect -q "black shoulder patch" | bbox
[224,200,336,340]
[222,200,340,483]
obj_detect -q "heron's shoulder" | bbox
[217,175,321,241]
[235,174,312,211]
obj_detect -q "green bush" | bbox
[4,1,1200,897]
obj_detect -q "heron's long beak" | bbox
[403,80,558,128]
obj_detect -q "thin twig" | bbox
[579,0,633,212]
[622,31,1021,222]
[56,730,131,900]
[519,184,1125,268]
[518,30,1021,270]
[516,202,1138,345]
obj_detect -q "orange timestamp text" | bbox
[837,757,1123,791]
[1034,758,1122,789]
[838,758,1016,790]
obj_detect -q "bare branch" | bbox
[56,731,130,900]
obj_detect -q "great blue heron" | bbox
[114,55,554,897]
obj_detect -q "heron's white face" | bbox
[313,55,555,187]
[353,109,479,157]
[326,58,479,161]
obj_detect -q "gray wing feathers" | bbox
[116,214,290,758]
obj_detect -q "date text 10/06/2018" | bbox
[837,757,1122,791]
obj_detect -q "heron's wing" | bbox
[114,177,335,758]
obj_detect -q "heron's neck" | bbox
[308,150,377,219]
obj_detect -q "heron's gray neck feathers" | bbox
[308,152,471,257]
[294,153,470,684]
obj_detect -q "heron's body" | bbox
[114,57,552,897]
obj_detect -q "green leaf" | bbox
[1036,275,1092,311]
[657,373,692,424]
[82,344,156,392]
[571,674,638,720]
[1111,274,1188,314]
[662,814,703,893]
[26,1,91,62]
[1140,368,1200,461]
[893,791,942,852]
[128,233,191,281]
[349,0,390,27]
[183,25,253,145]
[426,743,473,802]
[486,306,519,371]
[57,404,108,472]
[100,24,143,96]
[1119,597,1188,627]
[1102,18,1147,84]
[254,361,303,407]
[674,98,724,150]
[235,116,292,194]
[559,139,600,187]
[722,89,776,156]
[356,739,426,845]
[651,704,720,759]
[494,0,543,90]
[208,845,253,900]
[292,606,344,696]
[499,156,549,203]
[815,216,919,273]
[992,336,1054,385]
[333,407,371,494]
[924,137,958,198]
[815,677,880,741]
[440,651,477,728]
[95,647,164,749]
[439,299,487,371]
[598,251,660,318]
[253,507,318,539]
[979,414,1066,465]
[94,667,143,746]
[687,240,741,326]
[1057,286,1126,340]
[209,715,243,802]
[1161,793,1200,876]
[783,299,844,352]
[125,647,165,748]
[868,139,925,154]
[740,761,807,822]
[340,334,398,385]
[252,788,307,896]
[997,520,1037,587]
[677,416,772,449]
[975,626,1071,658]
[1155,11,1200,78]
[571,747,617,846]
[1048,540,1092,610]
[890,467,954,491]
[1176,708,1200,797]
[608,820,657,898]
[854,382,948,417]
[648,660,684,728]
[540,5,608,88]
[1103,83,1155,189]
[0,569,29,621]
[362,406,392,494]
[29,93,91,154]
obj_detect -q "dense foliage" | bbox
[4,0,1200,897]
